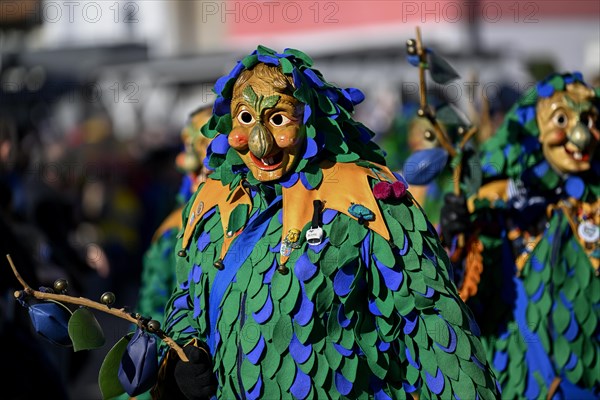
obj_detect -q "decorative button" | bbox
[277,265,289,275]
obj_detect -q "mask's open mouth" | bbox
[564,143,590,162]
[249,150,284,171]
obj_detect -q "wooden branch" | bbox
[6,254,32,291]
[426,113,457,158]
[459,126,478,151]
[415,26,427,111]
[6,254,188,362]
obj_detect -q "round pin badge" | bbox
[578,220,599,243]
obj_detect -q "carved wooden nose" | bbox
[248,123,273,158]
[569,122,591,150]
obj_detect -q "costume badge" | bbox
[281,228,301,257]
[578,220,599,243]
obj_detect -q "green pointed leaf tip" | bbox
[68,307,106,351]
[242,86,258,107]
[261,95,280,110]
[98,333,133,399]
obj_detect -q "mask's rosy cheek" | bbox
[541,129,567,146]
[276,127,302,149]
[229,127,249,150]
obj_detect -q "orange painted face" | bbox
[408,117,439,151]
[536,83,599,174]
[228,66,305,182]
[176,108,212,174]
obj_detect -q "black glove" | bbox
[440,193,470,245]
[174,343,216,400]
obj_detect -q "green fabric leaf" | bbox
[220,290,241,326]
[373,233,396,267]
[348,221,368,245]
[402,247,421,272]
[249,283,268,309]
[326,306,342,341]
[552,301,570,334]
[315,280,334,315]
[98,333,132,399]
[409,203,428,232]
[271,269,292,301]
[419,346,438,375]
[565,359,584,383]
[263,345,282,379]
[317,94,337,115]
[256,45,276,56]
[240,358,260,392]
[452,369,476,399]
[337,241,359,271]
[434,345,459,381]
[68,307,106,351]
[383,210,405,247]
[294,318,315,343]
[335,153,360,162]
[453,327,472,360]
[280,278,301,315]
[376,292,395,318]
[240,324,261,356]
[340,354,358,382]
[370,351,390,380]
[303,164,324,189]
[554,335,570,368]
[283,48,314,66]
[280,58,294,74]
[525,302,540,331]
[273,317,293,354]
[241,54,259,68]
[324,341,343,370]
[435,296,464,327]
[312,353,329,387]
[304,272,325,300]
[215,114,233,134]
[329,216,349,246]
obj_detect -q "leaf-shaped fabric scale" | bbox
[118,328,158,396]
[403,148,449,185]
[28,301,72,346]
[436,103,470,128]
[98,332,133,399]
[68,307,105,351]
[427,49,460,84]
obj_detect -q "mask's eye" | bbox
[581,112,597,130]
[424,130,436,142]
[552,111,568,129]
[270,114,291,127]
[238,111,255,125]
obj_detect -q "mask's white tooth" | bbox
[574,151,582,160]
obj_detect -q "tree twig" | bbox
[6,254,188,362]
[6,254,32,291]
[414,27,457,158]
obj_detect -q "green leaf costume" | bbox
[467,73,600,399]
[160,46,499,399]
